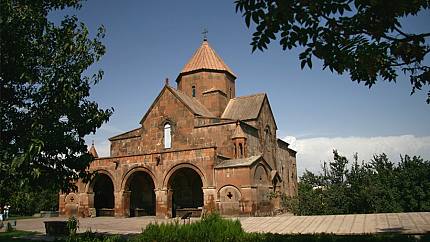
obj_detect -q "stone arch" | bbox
[121,165,158,191]
[254,164,270,185]
[88,172,115,216]
[253,163,273,215]
[162,163,207,188]
[218,185,242,215]
[218,185,241,202]
[163,163,206,218]
[86,169,116,193]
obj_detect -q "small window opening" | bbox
[192,85,196,97]
[239,143,243,158]
[164,123,171,148]
[227,192,233,199]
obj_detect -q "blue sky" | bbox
[52,1,430,174]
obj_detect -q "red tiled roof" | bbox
[180,40,236,77]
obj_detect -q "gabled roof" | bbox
[109,127,141,141]
[179,40,236,78]
[140,85,215,124]
[215,155,262,169]
[221,93,266,120]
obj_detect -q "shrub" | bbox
[135,213,245,242]
[67,216,79,236]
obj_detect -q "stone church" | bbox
[59,39,298,218]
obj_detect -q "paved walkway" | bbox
[9,212,430,235]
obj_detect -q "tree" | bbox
[291,151,429,215]
[0,0,113,206]
[235,0,430,103]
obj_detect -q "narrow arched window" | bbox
[239,143,243,158]
[164,123,171,148]
[234,144,237,158]
[192,85,196,97]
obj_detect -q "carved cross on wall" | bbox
[227,192,233,199]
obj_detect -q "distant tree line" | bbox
[283,151,430,215]
[3,185,58,216]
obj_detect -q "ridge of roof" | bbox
[231,93,266,100]
[179,40,236,78]
[215,155,262,169]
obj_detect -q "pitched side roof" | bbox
[221,93,266,120]
[215,155,262,169]
[109,127,141,141]
[179,40,236,78]
[140,85,215,124]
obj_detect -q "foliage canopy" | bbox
[235,0,430,103]
[0,0,113,205]
[284,151,430,215]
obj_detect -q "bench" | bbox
[44,221,68,236]
[181,212,192,224]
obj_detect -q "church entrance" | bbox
[127,171,155,216]
[93,173,115,216]
[168,167,203,218]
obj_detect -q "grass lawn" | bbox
[0,230,39,242]
[8,215,36,220]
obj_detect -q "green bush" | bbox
[134,213,245,242]
[66,230,126,242]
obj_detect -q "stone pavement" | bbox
[11,212,430,235]
[240,212,430,235]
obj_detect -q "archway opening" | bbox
[168,167,203,217]
[93,173,115,216]
[127,171,156,216]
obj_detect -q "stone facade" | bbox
[59,39,298,218]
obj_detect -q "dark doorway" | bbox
[128,171,155,216]
[93,173,115,216]
[169,168,203,217]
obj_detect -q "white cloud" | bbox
[283,135,430,175]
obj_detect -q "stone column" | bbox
[78,193,90,217]
[202,187,217,215]
[114,190,130,217]
[240,186,257,215]
[58,193,66,216]
[155,188,169,218]
[86,193,95,217]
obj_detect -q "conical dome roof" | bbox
[88,142,99,158]
[180,39,236,78]
[232,123,247,139]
